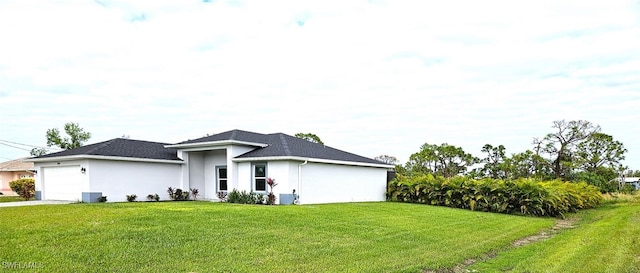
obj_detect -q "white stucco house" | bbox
[617,177,640,190]
[26,130,393,204]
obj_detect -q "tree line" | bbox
[379,120,632,193]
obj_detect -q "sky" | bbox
[0,0,639,170]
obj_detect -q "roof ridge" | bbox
[278,133,292,156]
[230,130,238,140]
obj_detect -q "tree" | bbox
[406,143,479,178]
[30,122,91,156]
[295,133,323,144]
[575,132,627,173]
[626,170,640,177]
[572,168,618,193]
[541,120,601,179]
[46,122,91,149]
[30,147,48,157]
[479,144,509,179]
[374,155,399,165]
[509,150,554,180]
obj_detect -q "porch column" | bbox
[178,151,190,190]
[226,147,236,190]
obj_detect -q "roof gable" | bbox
[33,138,181,161]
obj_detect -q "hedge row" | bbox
[387,175,602,217]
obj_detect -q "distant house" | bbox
[26,130,393,203]
[619,177,640,190]
[0,158,35,195]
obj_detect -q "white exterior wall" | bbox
[34,159,90,197]
[177,150,189,190]
[203,150,226,199]
[88,159,182,202]
[298,162,387,204]
[230,160,387,204]
[236,162,252,192]
[265,161,297,196]
[188,153,205,196]
[229,161,297,196]
[227,146,255,191]
[289,161,301,196]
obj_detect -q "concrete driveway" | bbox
[0,200,74,208]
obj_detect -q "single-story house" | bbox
[0,158,35,195]
[26,129,393,204]
[619,177,640,190]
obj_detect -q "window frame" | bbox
[252,162,267,192]
[216,165,228,192]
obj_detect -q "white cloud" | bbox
[0,0,639,169]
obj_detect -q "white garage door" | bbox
[43,166,82,201]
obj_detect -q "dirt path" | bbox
[423,217,578,273]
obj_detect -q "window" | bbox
[217,167,228,192]
[253,164,266,192]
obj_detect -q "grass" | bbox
[0,195,25,203]
[0,202,553,273]
[468,194,640,273]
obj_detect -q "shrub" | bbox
[190,188,200,200]
[178,189,190,201]
[9,178,35,201]
[167,187,190,201]
[572,172,617,193]
[97,196,107,202]
[266,177,278,205]
[387,174,603,217]
[126,194,137,202]
[227,189,264,204]
[217,191,228,202]
[620,184,638,195]
[227,189,240,203]
[167,187,176,199]
[255,193,265,205]
[146,194,160,202]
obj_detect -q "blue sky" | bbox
[1,0,639,170]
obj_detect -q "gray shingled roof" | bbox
[33,130,386,166]
[235,133,384,165]
[35,138,181,161]
[182,129,384,165]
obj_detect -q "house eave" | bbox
[25,155,184,164]
[165,140,268,150]
[0,168,34,172]
[233,156,394,168]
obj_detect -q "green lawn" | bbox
[0,202,553,272]
[0,195,24,203]
[467,197,640,273]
